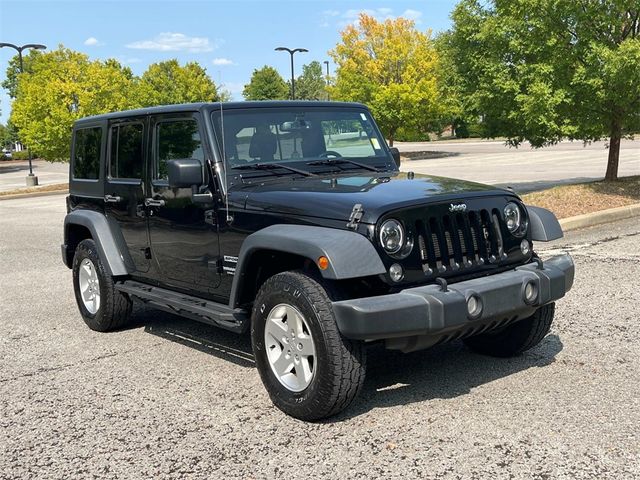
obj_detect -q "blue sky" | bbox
[0,0,456,124]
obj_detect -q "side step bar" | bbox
[116,280,249,334]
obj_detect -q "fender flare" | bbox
[229,224,386,308]
[63,210,133,276]
[526,205,564,242]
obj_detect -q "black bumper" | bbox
[331,254,574,341]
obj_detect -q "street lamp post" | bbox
[0,42,47,186]
[323,60,330,100]
[274,47,308,100]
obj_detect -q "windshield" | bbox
[211,107,392,175]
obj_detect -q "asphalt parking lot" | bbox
[1,194,639,479]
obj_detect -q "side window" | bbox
[155,119,204,180]
[109,123,144,179]
[73,127,102,180]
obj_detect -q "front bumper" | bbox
[331,254,574,342]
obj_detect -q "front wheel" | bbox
[251,271,366,421]
[463,303,555,357]
[72,239,132,332]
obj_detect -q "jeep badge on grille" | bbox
[449,203,467,212]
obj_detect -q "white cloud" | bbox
[402,9,423,23]
[323,7,424,28]
[212,57,235,66]
[84,37,104,46]
[126,32,220,52]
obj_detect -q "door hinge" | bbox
[346,203,364,230]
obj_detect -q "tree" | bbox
[1,49,44,98]
[10,46,138,161]
[329,14,443,145]
[137,60,219,106]
[296,61,327,100]
[243,66,289,100]
[447,0,640,181]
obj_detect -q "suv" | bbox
[61,101,574,420]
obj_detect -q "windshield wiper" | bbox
[231,163,314,177]
[306,158,381,173]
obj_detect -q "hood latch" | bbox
[346,203,364,230]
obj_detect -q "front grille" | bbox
[416,209,506,276]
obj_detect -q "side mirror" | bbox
[390,147,401,168]
[167,159,203,188]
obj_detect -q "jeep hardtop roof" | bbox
[74,101,368,126]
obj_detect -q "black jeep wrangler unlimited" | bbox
[62,101,574,420]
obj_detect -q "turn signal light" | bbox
[317,256,329,270]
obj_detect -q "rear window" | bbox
[109,123,144,179]
[73,127,102,180]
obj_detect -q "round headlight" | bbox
[379,219,404,254]
[504,202,525,236]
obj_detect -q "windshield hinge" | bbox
[346,203,364,230]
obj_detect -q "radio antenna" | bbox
[219,98,232,223]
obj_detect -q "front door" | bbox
[146,113,220,294]
[104,118,150,274]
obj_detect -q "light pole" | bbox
[323,60,330,100]
[0,42,47,186]
[274,47,308,100]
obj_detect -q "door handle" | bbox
[104,194,122,203]
[144,198,165,207]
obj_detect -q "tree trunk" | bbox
[605,120,622,181]
[388,128,396,147]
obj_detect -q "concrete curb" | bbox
[560,203,640,231]
[0,189,68,201]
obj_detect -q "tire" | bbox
[72,239,132,332]
[251,270,366,421]
[463,303,555,357]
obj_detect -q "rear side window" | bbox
[73,127,102,180]
[155,119,204,180]
[109,123,144,179]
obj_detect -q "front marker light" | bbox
[389,263,404,282]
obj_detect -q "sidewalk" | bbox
[0,159,68,192]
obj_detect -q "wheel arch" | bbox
[63,210,134,276]
[229,225,386,309]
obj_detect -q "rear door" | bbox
[146,112,220,293]
[104,117,150,274]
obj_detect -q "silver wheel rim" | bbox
[78,258,101,314]
[264,303,316,392]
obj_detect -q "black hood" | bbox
[236,172,513,224]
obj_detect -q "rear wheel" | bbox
[251,271,366,421]
[72,239,132,332]
[463,303,555,357]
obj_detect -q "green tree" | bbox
[296,61,327,100]
[329,14,444,145]
[447,0,640,181]
[137,59,219,106]
[243,66,289,100]
[10,46,138,161]
[1,49,44,98]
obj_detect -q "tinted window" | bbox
[155,119,203,180]
[73,127,102,180]
[109,123,144,179]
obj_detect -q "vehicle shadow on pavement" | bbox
[125,305,562,420]
[328,334,564,422]
[127,305,255,368]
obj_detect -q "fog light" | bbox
[389,263,404,282]
[520,239,530,255]
[466,294,482,319]
[524,281,538,304]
